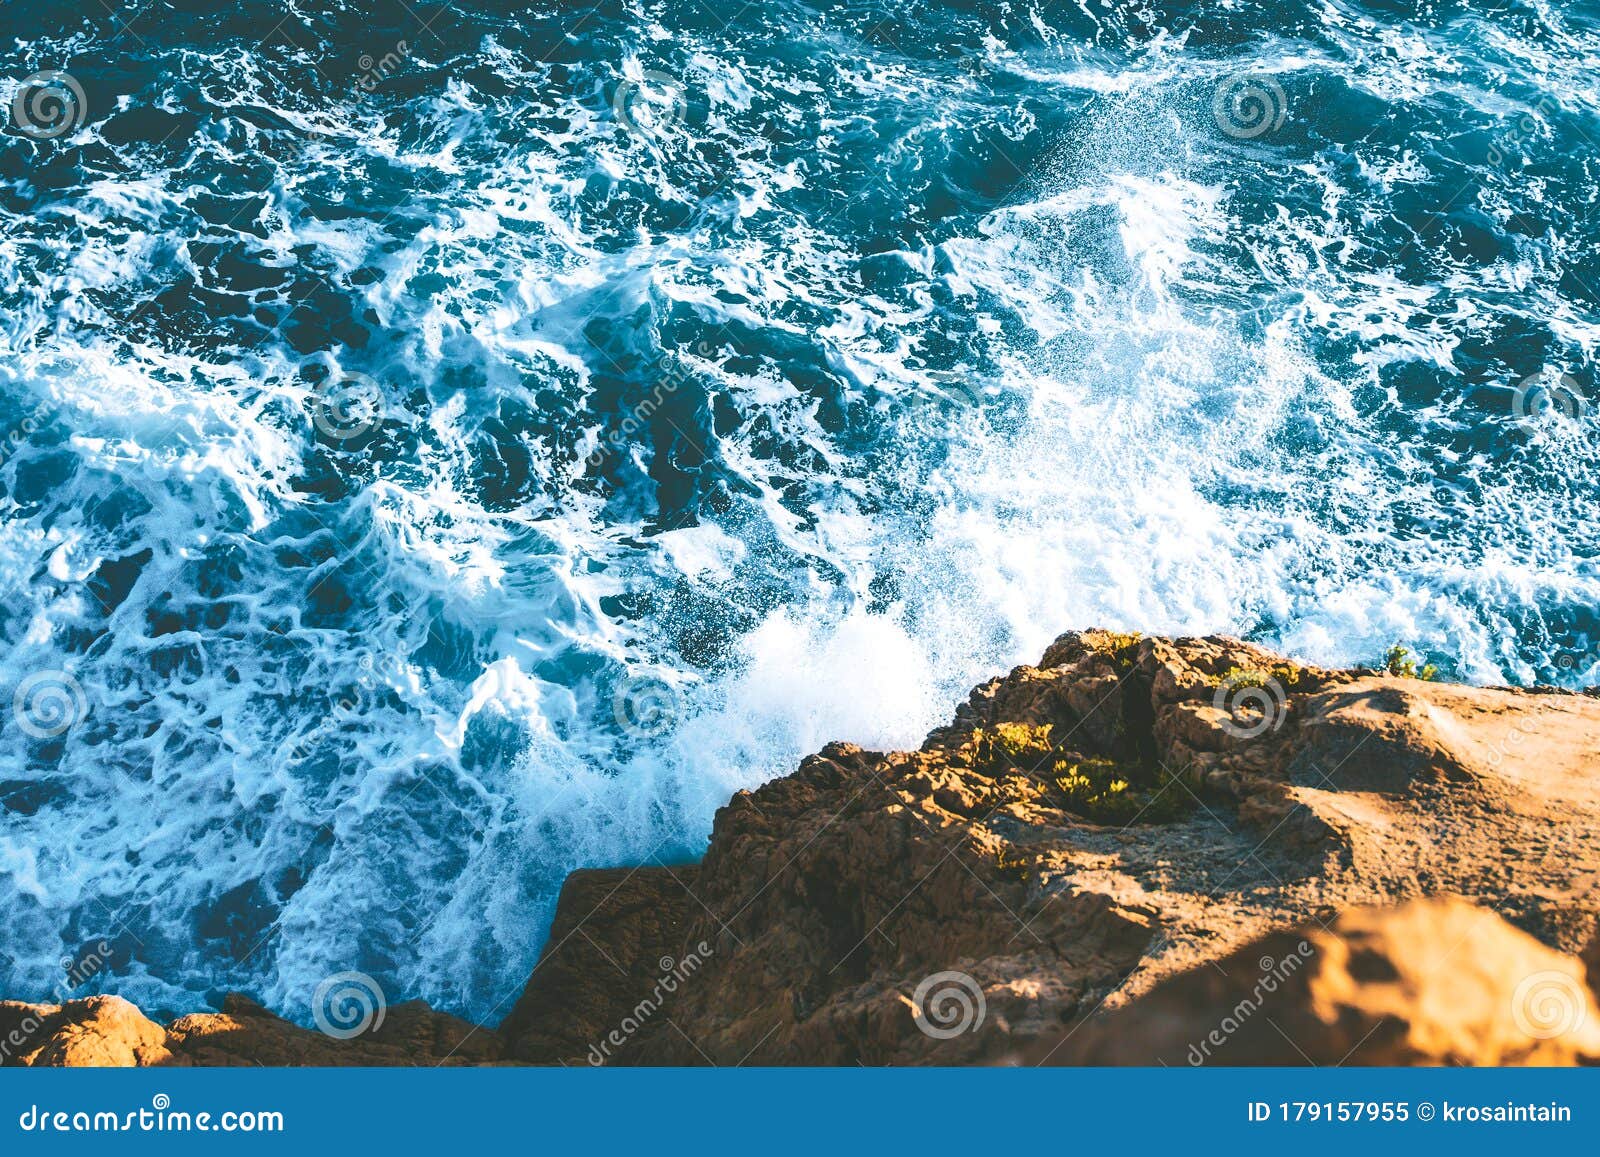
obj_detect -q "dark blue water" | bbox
[1,0,1596,1024]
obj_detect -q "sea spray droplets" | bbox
[1511,970,1588,1041]
[13,671,88,739]
[1211,74,1288,139]
[311,971,387,1040]
[9,72,87,140]
[911,971,986,1040]
[1211,673,1287,740]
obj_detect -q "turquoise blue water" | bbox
[1,0,1596,1023]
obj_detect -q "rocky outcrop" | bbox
[0,993,500,1067]
[8,630,1600,1066]
[0,996,173,1067]
[578,631,1600,1064]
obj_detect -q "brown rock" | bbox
[164,995,500,1066]
[497,865,700,1064]
[1,991,502,1067]
[551,632,1600,1064]
[1032,897,1600,1065]
[2,996,171,1067]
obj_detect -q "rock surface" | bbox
[609,631,1600,1064]
[7,631,1600,1066]
[499,866,700,1064]
[1031,897,1600,1066]
[0,992,499,1067]
[0,996,172,1067]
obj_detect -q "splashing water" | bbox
[1,0,1597,1021]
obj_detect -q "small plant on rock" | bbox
[1045,756,1189,825]
[1208,663,1318,692]
[1382,645,1438,681]
[972,722,1054,772]
[971,723,1190,825]
[993,847,1034,883]
[1099,631,1145,671]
